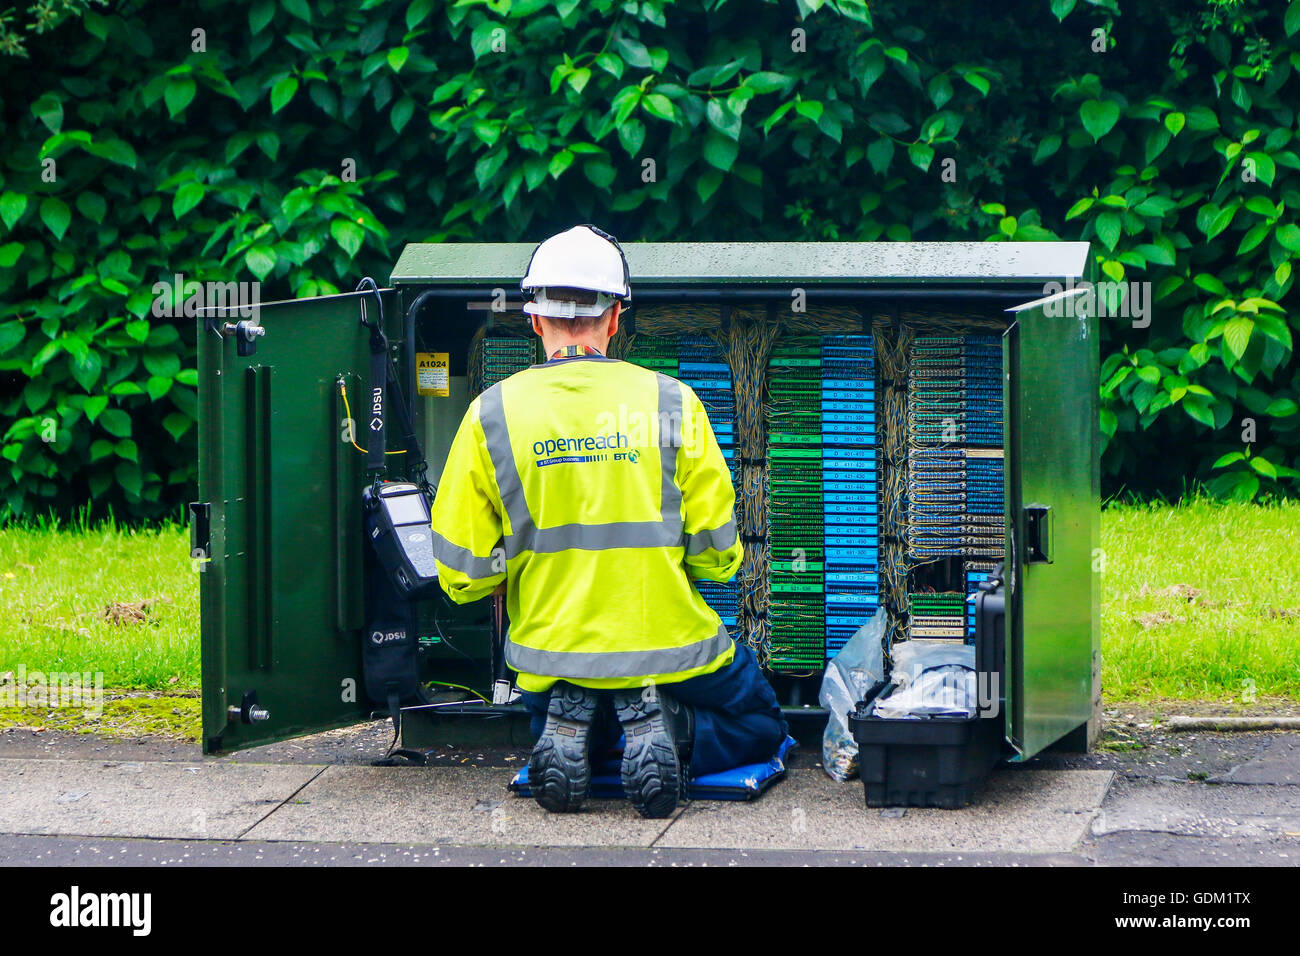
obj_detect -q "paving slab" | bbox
[1208,737,1300,786]
[655,768,1113,853]
[243,765,680,847]
[1091,779,1300,839]
[0,758,321,840]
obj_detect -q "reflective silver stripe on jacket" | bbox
[684,517,738,556]
[428,530,502,578]
[505,625,733,678]
[477,371,687,557]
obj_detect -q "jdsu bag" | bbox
[355,280,437,752]
[362,484,434,721]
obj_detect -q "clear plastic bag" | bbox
[888,641,975,690]
[871,665,977,719]
[818,611,886,782]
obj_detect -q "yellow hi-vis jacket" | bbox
[429,353,742,693]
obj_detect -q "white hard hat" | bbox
[521,224,630,319]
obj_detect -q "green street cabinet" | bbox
[195,241,1100,764]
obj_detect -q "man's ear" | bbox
[607,302,621,338]
[529,312,544,336]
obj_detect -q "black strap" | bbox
[385,355,424,465]
[367,336,388,473]
[359,278,388,475]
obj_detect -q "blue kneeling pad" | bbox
[509,735,797,801]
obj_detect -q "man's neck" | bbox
[541,335,608,357]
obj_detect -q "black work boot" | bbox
[529,682,602,813]
[612,686,695,819]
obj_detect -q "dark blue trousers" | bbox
[519,641,788,777]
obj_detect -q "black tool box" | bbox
[848,574,1007,808]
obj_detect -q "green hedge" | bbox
[0,0,1297,522]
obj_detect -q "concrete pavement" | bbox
[0,720,1296,865]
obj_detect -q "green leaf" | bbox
[1205,470,1259,501]
[76,191,107,224]
[1211,451,1246,468]
[1237,222,1271,255]
[1265,398,1298,417]
[908,142,935,172]
[245,246,277,280]
[702,131,738,172]
[1064,197,1094,220]
[406,0,435,29]
[391,95,415,133]
[115,461,143,498]
[250,0,274,34]
[795,100,824,123]
[1050,0,1077,20]
[1080,99,1120,141]
[282,0,312,22]
[163,412,193,441]
[866,137,893,175]
[1275,223,1300,253]
[548,149,575,179]
[927,74,953,109]
[706,99,741,140]
[88,138,138,168]
[387,47,410,72]
[745,71,790,94]
[1287,0,1300,36]
[1094,211,1122,251]
[1034,134,1061,164]
[617,119,645,157]
[1249,456,1277,479]
[31,93,63,133]
[0,242,22,267]
[642,94,675,123]
[1182,397,1215,428]
[271,76,299,113]
[99,409,132,438]
[1244,152,1275,186]
[696,169,723,203]
[143,352,181,378]
[1223,315,1254,360]
[1163,112,1185,135]
[173,182,205,219]
[1203,205,1236,240]
[145,377,171,401]
[83,395,108,422]
[0,192,27,229]
[40,197,71,241]
[69,351,102,391]
[165,76,196,117]
[1193,273,1229,297]
[331,219,364,257]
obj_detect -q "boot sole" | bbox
[529,684,600,813]
[613,690,682,819]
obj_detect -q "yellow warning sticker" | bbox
[416,352,450,396]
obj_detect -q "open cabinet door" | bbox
[195,288,400,753]
[1002,286,1099,759]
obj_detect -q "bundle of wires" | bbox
[723,307,779,666]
